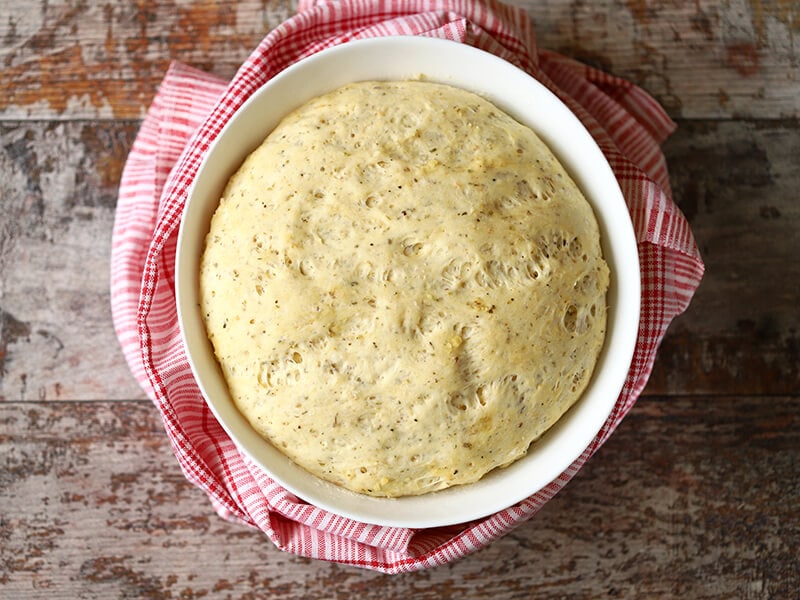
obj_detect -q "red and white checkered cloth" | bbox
[110,0,704,573]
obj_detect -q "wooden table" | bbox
[1,1,797,597]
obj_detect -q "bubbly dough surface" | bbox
[200,81,609,497]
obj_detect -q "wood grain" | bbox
[647,118,800,396]
[2,396,796,598]
[0,0,298,120]
[0,121,145,401]
[1,0,798,596]
[530,0,800,120]
[2,118,797,400]
[1,0,798,120]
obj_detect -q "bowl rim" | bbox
[176,35,641,528]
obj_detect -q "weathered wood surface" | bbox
[2,396,796,598]
[3,118,797,400]
[1,121,144,402]
[1,0,798,120]
[649,118,800,396]
[1,0,798,597]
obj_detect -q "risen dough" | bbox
[200,81,609,497]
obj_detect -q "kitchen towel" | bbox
[110,0,704,573]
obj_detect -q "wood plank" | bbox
[647,118,800,396]
[1,0,796,596]
[0,0,798,121]
[1,116,797,399]
[530,0,800,120]
[1,395,796,597]
[0,0,298,120]
[0,121,145,401]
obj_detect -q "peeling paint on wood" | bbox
[2,118,797,400]
[0,0,298,119]
[533,0,800,119]
[0,0,798,119]
[0,121,145,401]
[0,399,796,597]
[1,0,798,596]
[746,0,800,46]
[646,119,800,396]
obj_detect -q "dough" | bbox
[200,81,609,497]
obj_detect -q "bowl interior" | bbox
[176,36,640,528]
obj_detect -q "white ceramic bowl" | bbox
[176,36,640,528]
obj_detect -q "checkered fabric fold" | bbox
[110,0,703,573]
